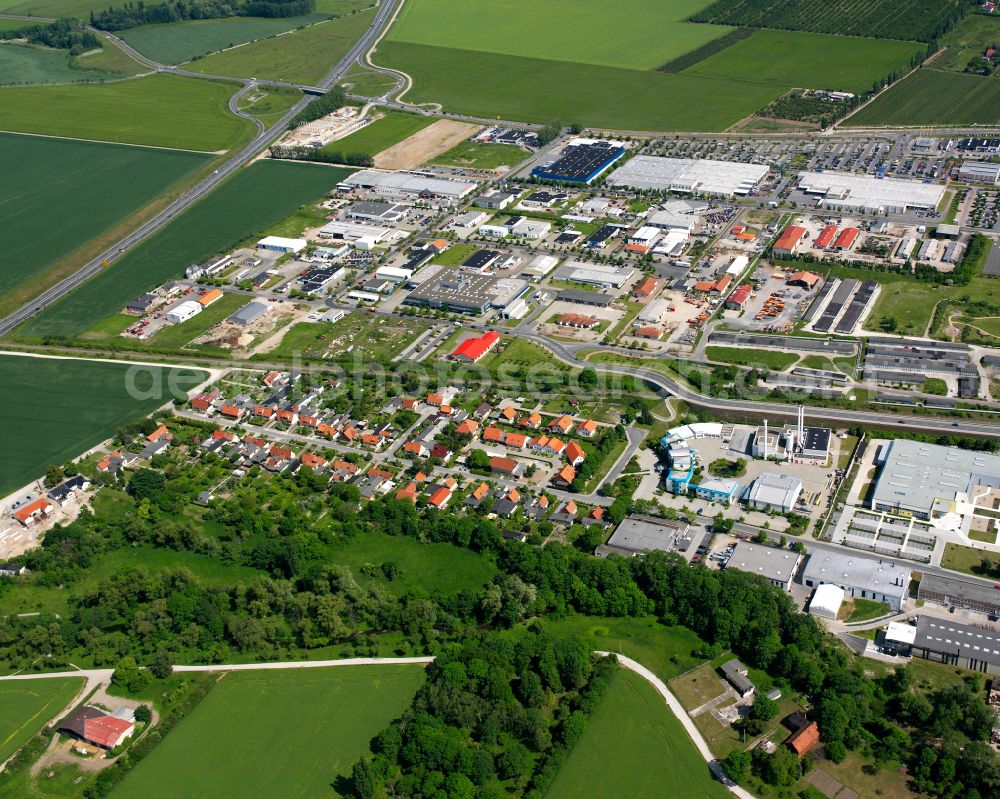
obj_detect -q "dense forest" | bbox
[90,0,315,31]
[0,18,101,53]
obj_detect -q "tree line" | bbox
[90,0,314,31]
[0,18,100,54]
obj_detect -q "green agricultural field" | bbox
[0,679,84,761]
[261,314,432,363]
[119,14,331,65]
[16,161,352,340]
[0,41,120,85]
[936,14,1000,71]
[110,666,426,799]
[388,0,732,70]
[194,8,376,85]
[0,18,29,32]
[547,669,730,799]
[0,132,209,308]
[682,30,923,94]
[844,68,1000,127]
[71,37,147,76]
[236,86,303,125]
[0,355,207,495]
[324,110,434,157]
[381,41,783,131]
[705,345,799,370]
[429,140,526,169]
[332,533,497,595]
[0,73,254,150]
[0,0,109,17]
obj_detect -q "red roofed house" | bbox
[147,425,172,443]
[833,227,859,251]
[634,326,663,340]
[500,406,518,423]
[521,412,542,429]
[300,452,327,469]
[404,441,430,458]
[483,426,505,443]
[490,456,523,477]
[711,275,732,295]
[565,442,586,467]
[576,419,598,437]
[549,415,573,434]
[815,225,838,249]
[395,483,419,503]
[693,280,716,293]
[787,271,821,289]
[254,405,274,419]
[427,486,452,508]
[787,721,820,757]
[59,706,135,750]
[427,393,444,407]
[505,432,528,449]
[220,404,243,420]
[772,225,806,257]
[13,497,53,528]
[190,389,220,412]
[456,419,479,436]
[725,284,752,310]
[553,465,576,486]
[451,331,501,363]
[632,277,658,298]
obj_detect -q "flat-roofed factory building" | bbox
[606,156,769,197]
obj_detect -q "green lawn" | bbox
[324,110,435,157]
[0,679,84,761]
[0,132,208,309]
[845,68,1000,128]
[846,598,891,622]
[430,242,478,266]
[380,41,784,131]
[260,314,432,363]
[935,13,1000,72]
[941,542,994,577]
[704,345,799,371]
[0,73,253,150]
[428,139,526,169]
[388,0,732,71]
[119,14,331,65]
[16,161,353,340]
[109,666,426,799]
[681,30,923,94]
[0,355,207,495]
[547,669,730,799]
[236,86,303,125]
[340,65,397,96]
[0,41,120,85]
[332,533,497,595]
[194,8,376,85]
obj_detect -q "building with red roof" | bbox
[815,225,838,249]
[427,486,452,508]
[725,284,752,309]
[451,331,501,363]
[787,721,820,757]
[13,497,53,527]
[772,225,806,257]
[833,228,859,251]
[59,706,135,750]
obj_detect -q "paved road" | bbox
[0,0,401,339]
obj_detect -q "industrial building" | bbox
[317,221,404,249]
[912,617,1000,676]
[918,573,1000,616]
[725,543,802,591]
[957,161,1000,185]
[339,169,476,201]
[808,583,845,620]
[165,300,201,324]
[606,156,769,197]
[531,140,626,184]
[298,265,344,293]
[554,261,636,289]
[796,171,945,214]
[403,271,527,314]
[596,514,693,558]
[345,201,407,222]
[228,301,268,327]
[745,472,803,513]
[772,225,806,257]
[869,439,1000,530]
[555,288,614,307]
[800,551,910,610]
[257,236,306,254]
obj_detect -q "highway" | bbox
[0,0,401,339]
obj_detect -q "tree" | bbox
[134,704,152,724]
[468,449,491,471]
[350,759,378,799]
[127,468,166,501]
[751,693,779,721]
[149,650,173,679]
[495,740,529,779]
[44,464,64,488]
[722,750,751,783]
[111,656,148,693]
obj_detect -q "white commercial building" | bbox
[317,220,404,247]
[957,161,1000,185]
[375,266,414,283]
[808,584,845,620]
[638,298,671,324]
[257,236,307,254]
[522,254,559,279]
[725,543,802,591]
[554,261,636,289]
[646,210,695,233]
[606,156,769,197]
[339,169,476,201]
[801,551,910,610]
[165,300,201,324]
[502,297,530,320]
[745,472,803,513]
[726,255,749,276]
[797,171,945,214]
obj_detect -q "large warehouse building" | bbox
[339,170,476,202]
[869,439,1000,531]
[801,551,910,610]
[796,171,945,214]
[606,156,769,197]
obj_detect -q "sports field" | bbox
[0,133,208,305]
[844,68,1000,127]
[194,8,376,85]
[388,0,732,70]
[16,161,353,340]
[324,110,435,157]
[109,666,426,799]
[119,14,330,65]
[0,355,207,495]
[547,669,730,799]
[0,679,84,762]
[0,74,254,150]
[682,30,923,94]
[383,41,783,131]
[0,42,121,85]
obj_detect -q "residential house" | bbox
[565,442,586,467]
[489,456,524,478]
[576,419,598,438]
[553,465,576,486]
[13,498,53,528]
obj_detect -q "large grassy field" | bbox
[381,41,783,131]
[682,29,923,94]
[0,679,83,761]
[194,8,376,85]
[0,74,253,150]
[428,140,526,169]
[0,355,207,495]
[0,133,209,304]
[323,110,435,156]
[0,42,120,85]
[16,161,352,340]
[844,68,1000,127]
[0,0,109,17]
[935,14,1000,71]
[705,345,799,370]
[547,669,730,799]
[387,0,732,70]
[109,666,426,799]
[119,14,331,65]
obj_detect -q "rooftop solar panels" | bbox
[834,281,878,334]
[813,279,859,332]
[531,142,626,184]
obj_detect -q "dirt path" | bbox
[373,119,480,170]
